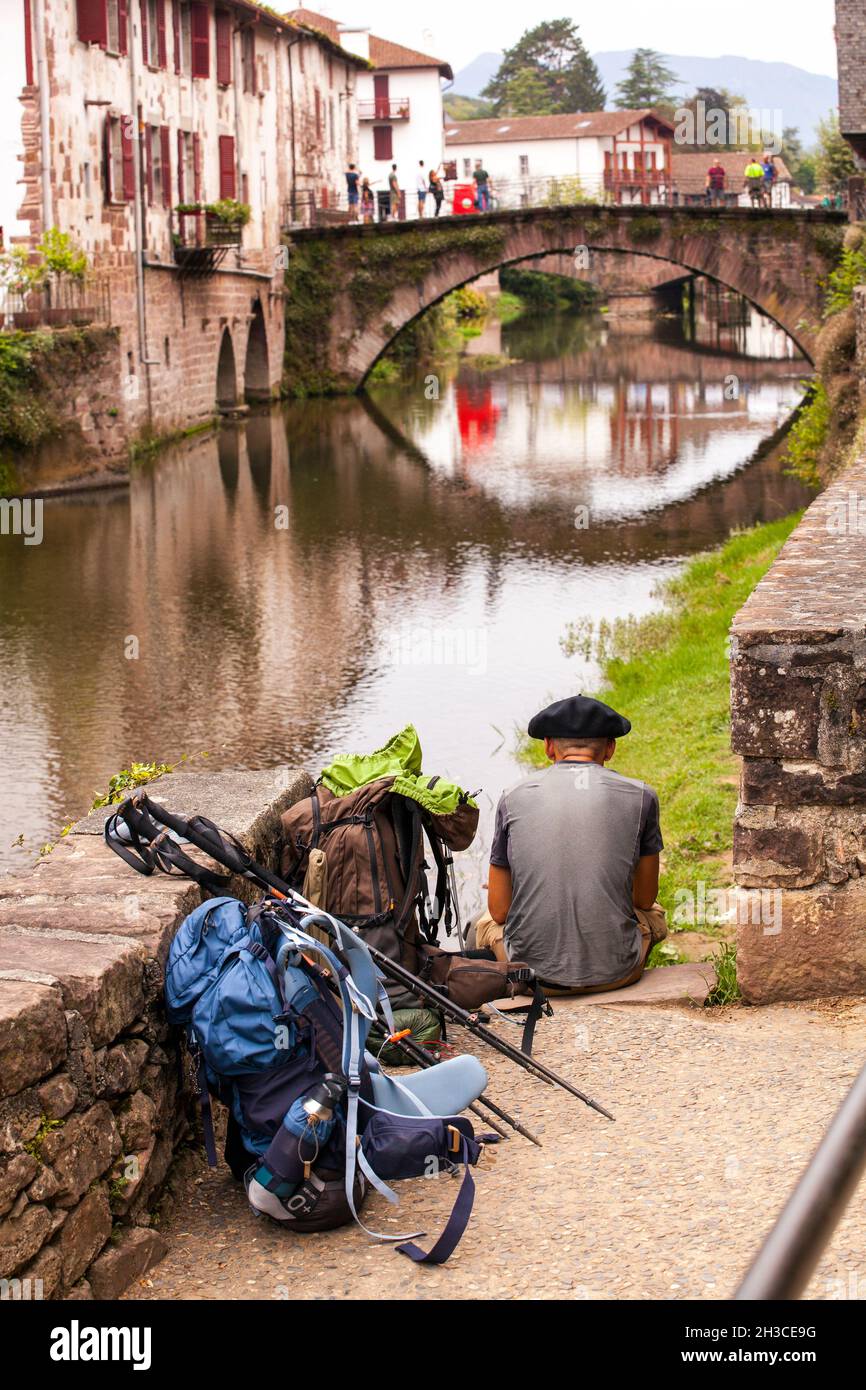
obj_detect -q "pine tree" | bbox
[482,19,606,116]
[614,49,678,109]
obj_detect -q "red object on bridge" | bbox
[452,184,476,216]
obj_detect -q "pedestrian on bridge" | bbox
[416,161,428,218]
[705,158,726,205]
[388,164,401,220]
[473,160,492,212]
[345,163,361,221]
[744,156,765,207]
[761,154,778,208]
[429,165,445,216]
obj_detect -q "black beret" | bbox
[527,694,631,741]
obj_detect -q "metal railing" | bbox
[735,1057,866,1299]
[357,98,411,120]
[0,274,111,332]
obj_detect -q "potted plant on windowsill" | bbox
[204,199,252,246]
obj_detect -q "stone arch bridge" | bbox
[283,205,846,392]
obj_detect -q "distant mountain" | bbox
[451,50,837,147]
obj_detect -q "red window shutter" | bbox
[216,12,231,85]
[177,130,185,201]
[191,2,209,78]
[122,118,136,201]
[156,0,167,67]
[160,126,171,206]
[218,134,235,199]
[314,90,321,139]
[77,0,107,46]
[140,0,148,61]
[103,113,113,201]
[145,126,154,204]
[172,0,181,71]
[24,0,34,84]
[193,132,202,201]
[118,0,128,53]
[373,126,392,161]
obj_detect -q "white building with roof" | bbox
[288,9,452,216]
[444,110,675,206]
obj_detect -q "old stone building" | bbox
[14,1,367,442]
[836,0,866,163]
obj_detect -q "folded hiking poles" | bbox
[104,790,614,1121]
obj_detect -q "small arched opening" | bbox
[216,329,238,412]
[244,301,271,402]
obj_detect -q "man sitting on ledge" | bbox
[475,694,667,994]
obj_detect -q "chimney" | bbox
[338,25,370,61]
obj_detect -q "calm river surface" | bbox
[0,304,812,903]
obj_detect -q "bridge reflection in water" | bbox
[0,310,813,897]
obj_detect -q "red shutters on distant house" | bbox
[77,0,107,46]
[156,0,167,68]
[173,0,181,72]
[160,126,171,206]
[193,132,202,201]
[373,126,393,161]
[177,130,185,201]
[121,117,136,201]
[145,126,154,204]
[117,0,128,54]
[191,2,209,78]
[140,0,148,61]
[215,11,232,85]
[218,135,236,199]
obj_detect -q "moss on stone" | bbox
[626,214,664,244]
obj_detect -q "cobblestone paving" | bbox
[125,997,866,1301]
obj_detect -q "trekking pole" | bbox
[390,1033,542,1147]
[446,853,466,951]
[106,795,614,1121]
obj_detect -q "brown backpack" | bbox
[279,778,538,1016]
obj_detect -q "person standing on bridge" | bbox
[706,157,726,205]
[429,165,445,216]
[388,164,401,220]
[744,156,765,207]
[761,154,778,208]
[416,161,428,218]
[345,163,361,221]
[473,160,492,212]
[361,177,375,224]
[473,694,668,994]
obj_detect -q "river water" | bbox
[0,301,812,905]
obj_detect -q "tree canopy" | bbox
[614,48,679,109]
[815,111,858,193]
[482,19,606,115]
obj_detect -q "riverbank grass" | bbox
[521,514,802,943]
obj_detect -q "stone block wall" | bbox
[0,767,312,1299]
[731,455,866,1002]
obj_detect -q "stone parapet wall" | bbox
[0,767,312,1299]
[730,455,866,1001]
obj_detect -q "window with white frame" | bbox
[519,154,529,176]
[106,0,121,52]
[146,0,161,66]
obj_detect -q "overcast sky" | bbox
[328,0,839,78]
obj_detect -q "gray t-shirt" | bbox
[489,761,662,987]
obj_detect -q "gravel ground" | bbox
[125,996,866,1301]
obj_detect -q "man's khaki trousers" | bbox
[474,904,668,996]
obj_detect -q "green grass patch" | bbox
[521,514,802,924]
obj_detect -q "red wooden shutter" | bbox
[218,135,235,199]
[77,0,107,46]
[122,117,136,201]
[373,126,392,161]
[193,132,202,201]
[314,90,321,139]
[145,126,154,204]
[191,2,209,77]
[172,0,181,72]
[216,11,232,84]
[373,73,389,118]
[177,130,185,201]
[118,0,128,53]
[103,113,113,200]
[160,126,171,206]
[24,0,34,84]
[140,0,148,62]
[156,0,167,67]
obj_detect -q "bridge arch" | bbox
[286,207,844,391]
[244,299,271,402]
[216,328,238,411]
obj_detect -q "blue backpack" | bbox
[165,895,492,1262]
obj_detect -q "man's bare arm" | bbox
[487,864,513,925]
[633,853,660,910]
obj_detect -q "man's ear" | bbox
[605,739,616,762]
[544,737,556,762]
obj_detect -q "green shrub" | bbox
[451,286,488,320]
[824,244,866,316]
[783,383,829,487]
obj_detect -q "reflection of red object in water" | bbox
[456,382,500,450]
